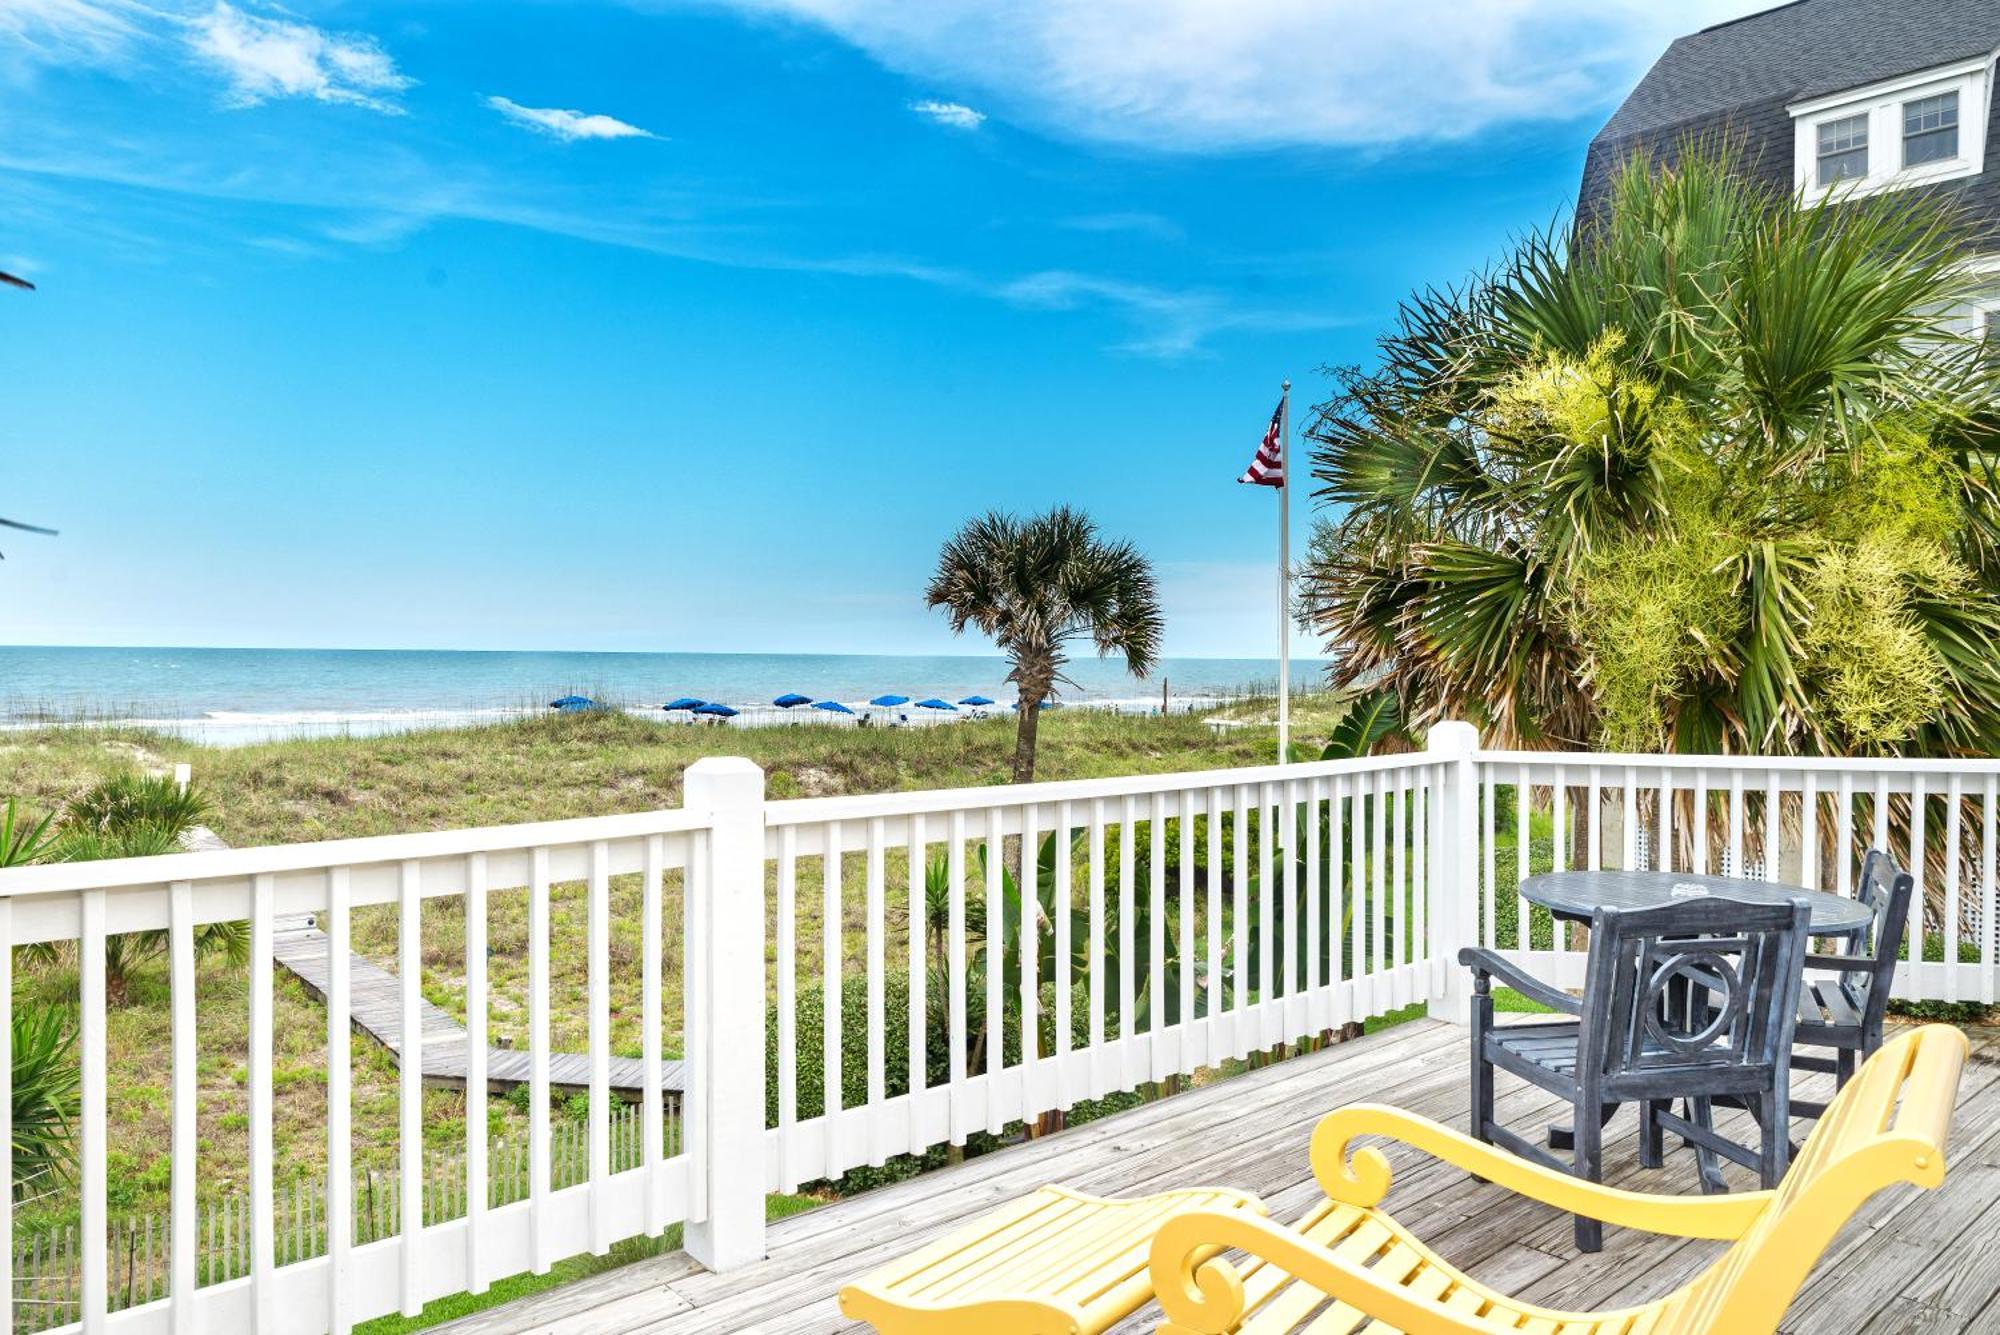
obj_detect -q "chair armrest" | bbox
[1455,947,1580,1014]
[1149,1209,1491,1335]
[1803,954,1881,974]
[1308,1103,1772,1240]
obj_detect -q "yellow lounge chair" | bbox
[841,1185,1266,1334]
[1148,1023,1968,1334]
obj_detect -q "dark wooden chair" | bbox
[1791,849,1914,1119]
[1459,895,1812,1252]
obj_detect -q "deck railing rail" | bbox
[0,730,1995,1332]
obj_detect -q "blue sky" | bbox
[0,0,1762,658]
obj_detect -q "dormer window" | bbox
[1791,57,1991,201]
[1817,115,1869,186]
[1903,92,1959,167]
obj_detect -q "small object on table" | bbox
[838,1184,1264,1334]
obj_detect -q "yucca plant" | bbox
[60,772,212,840]
[10,1002,79,1201]
[27,823,247,1005]
[7,774,237,1005]
[0,800,57,868]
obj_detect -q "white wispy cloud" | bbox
[0,0,140,71]
[486,96,659,142]
[908,98,983,130]
[713,0,1768,150]
[1061,212,1184,242]
[999,269,1349,358]
[186,2,412,112]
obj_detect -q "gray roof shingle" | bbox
[1581,0,2000,250]
[1598,0,2000,145]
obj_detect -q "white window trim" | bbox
[1790,54,1995,202]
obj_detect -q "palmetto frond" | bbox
[1303,140,2000,759]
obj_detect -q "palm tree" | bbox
[926,506,1163,783]
[1300,140,2000,759]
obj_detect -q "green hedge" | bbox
[766,973,1140,1194]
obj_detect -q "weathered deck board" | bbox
[273,918,685,1098]
[427,1018,2000,1335]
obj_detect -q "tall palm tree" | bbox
[926,506,1163,783]
[1300,140,2000,759]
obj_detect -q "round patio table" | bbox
[1520,869,1871,937]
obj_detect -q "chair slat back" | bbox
[1581,895,1811,1094]
[1842,849,1915,1021]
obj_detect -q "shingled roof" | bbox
[1598,0,2000,146]
[1580,0,2000,248]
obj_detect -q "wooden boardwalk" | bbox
[272,917,685,1098]
[430,1017,2000,1335]
[184,826,687,1099]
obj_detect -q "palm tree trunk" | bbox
[1012,683,1046,784]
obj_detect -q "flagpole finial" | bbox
[1281,379,1291,392]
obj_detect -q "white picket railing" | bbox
[758,748,1449,1193]
[0,805,708,1335]
[1470,751,2000,1003]
[2,732,1998,1333]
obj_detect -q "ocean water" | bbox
[0,646,1302,747]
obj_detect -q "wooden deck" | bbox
[430,1017,2000,1335]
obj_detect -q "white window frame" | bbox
[1791,55,1994,202]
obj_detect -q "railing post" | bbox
[683,757,769,1272]
[1426,722,1481,1024]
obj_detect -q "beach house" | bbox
[1580,0,2000,345]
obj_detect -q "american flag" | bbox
[1238,399,1284,487]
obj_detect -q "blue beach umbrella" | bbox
[549,695,594,710]
[958,695,995,707]
[813,699,855,715]
[772,692,813,708]
[869,694,910,708]
[693,702,739,718]
[915,698,956,711]
[662,697,705,712]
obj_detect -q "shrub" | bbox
[61,772,213,840]
[768,972,1142,1195]
[31,780,244,1005]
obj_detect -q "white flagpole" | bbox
[1278,379,1291,764]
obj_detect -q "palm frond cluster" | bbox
[1303,142,2000,756]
